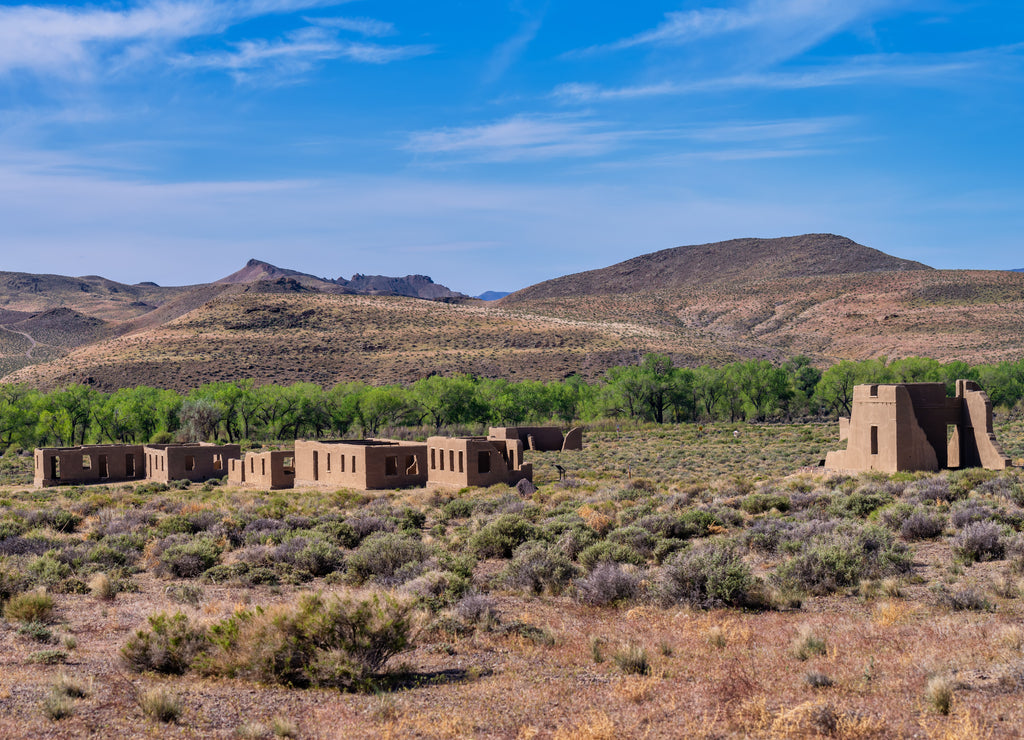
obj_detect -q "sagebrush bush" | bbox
[346,533,429,585]
[657,542,764,609]
[951,521,1005,563]
[469,514,538,559]
[121,611,208,674]
[199,592,414,691]
[776,525,910,596]
[157,537,222,578]
[574,561,641,606]
[740,492,791,515]
[899,510,946,541]
[612,644,650,675]
[502,542,577,595]
[140,687,183,723]
[4,589,55,623]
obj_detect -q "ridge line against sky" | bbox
[0,0,1021,293]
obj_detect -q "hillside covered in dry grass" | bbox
[3,234,1024,391]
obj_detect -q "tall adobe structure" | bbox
[825,380,1010,473]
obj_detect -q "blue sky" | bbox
[0,0,1022,294]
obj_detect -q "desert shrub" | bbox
[88,572,117,601]
[398,508,426,533]
[345,515,394,543]
[158,537,222,578]
[199,592,414,691]
[121,611,208,674]
[791,626,827,660]
[612,644,650,675]
[0,558,26,603]
[552,525,599,560]
[950,501,999,529]
[936,586,993,612]
[139,688,183,723]
[652,537,688,563]
[899,510,946,540]
[740,493,791,515]
[440,498,476,522]
[469,514,538,559]
[606,525,657,558]
[907,476,962,504]
[290,538,345,578]
[924,676,953,715]
[574,562,642,606]
[453,594,499,626]
[314,519,360,548]
[776,525,911,596]
[827,488,892,519]
[502,542,577,595]
[877,502,915,530]
[43,509,82,533]
[657,542,763,609]
[346,533,429,585]
[951,521,1005,563]
[4,589,55,623]
[805,671,833,688]
[577,540,645,570]
[41,689,75,721]
[27,552,73,586]
[402,569,469,610]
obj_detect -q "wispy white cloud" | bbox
[483,12,544,84]
[175,26,432,79]
[404,112,851,164]
[307,16,397,37]
[0,0,418,81]
[553,51,992,102]
[405,115,651,162]
[575,0,902,65]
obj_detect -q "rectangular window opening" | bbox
[213,454,223,471]
[261,458,266,476]
[870,426,879,456]
[125,454,135,478]
[430,448,436,470]
[385,455,399,476]
[312,450,319,481]
[283,457,294,474]
[185,455,196,471]
[458,451,464,473]
[869,385,879,397]
[439,449,445,470]
[478,450,491,474]
[351,455,356,474]
[449,450,455,472]
[98,454,109,479]
[50,456,60,480]
[82,454,92,470]
[326,453,331,473]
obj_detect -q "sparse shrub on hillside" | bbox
[469,514,538,559]
[4,588,54,623]
[502,542,577,595]
[574,562,642,606]
[657,541,764,609]
[740,492,791,515]
[346,532,429,585]
[121,611,207,674]
[951,521,1005,563]
[776,525,910,596]
[577,540,645,571]
[157,536,222,578]
[899,510,946,540]
[198,592,414,691]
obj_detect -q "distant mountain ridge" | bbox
[216,259,466,300]
[502,234,932,303]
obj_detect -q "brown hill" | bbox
[502,234,931,303]
[3,236,1024,392]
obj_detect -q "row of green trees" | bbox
[2,355,1023,450]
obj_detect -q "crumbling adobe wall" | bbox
[144,443,239,483]
[34,445,145,487]
[293,439,426,490]
[427,436,532,488]
[230,450,296,489]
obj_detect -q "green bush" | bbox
[158,537,222,578]
[740,493,791,515]
[501,542,578,595]
[346,533,429,585]
[658,542,764,609]
[776,525,911,595]
[199,593,414,691]
[469,514,538,559]
[4,589,55,623]
[577,540,645,570]
[121,611,208,674]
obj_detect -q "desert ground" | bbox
[2,421,1024,738]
